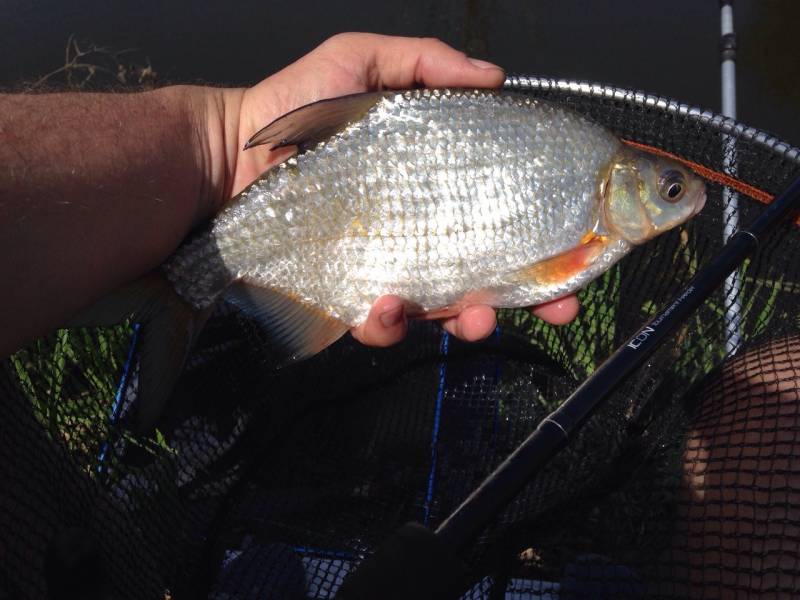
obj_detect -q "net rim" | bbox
[504,75,800,164]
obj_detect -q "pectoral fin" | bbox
[244,92,390,152]
[224,281,348,364]
[510,235,610,285]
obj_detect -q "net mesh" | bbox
[2,78,800,599]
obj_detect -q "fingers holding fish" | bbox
[529,295,581,326]
[350,295,408,348]
[352,293,580,348]
[442,296,581,340]
[441,305,497,342]
[317,33,506,90]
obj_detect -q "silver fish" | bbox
[165,89,705,352]
[80,88,706,431]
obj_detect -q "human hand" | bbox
[231,33,509,194]
[350,294,581,347]
[211,33,579,347]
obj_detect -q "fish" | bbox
[75,88,706,432]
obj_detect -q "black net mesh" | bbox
[3,78,800,599]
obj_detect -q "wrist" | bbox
[200,86,246,217]
[178,81,309,223]
[148,85,245,224]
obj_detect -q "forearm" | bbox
[0,85,244,356]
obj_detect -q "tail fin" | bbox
[69,273,209,435]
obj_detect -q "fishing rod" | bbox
[337,171,800,598]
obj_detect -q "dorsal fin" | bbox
[243,91,390,151]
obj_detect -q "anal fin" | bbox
[409,306,461,321]
[511,235,610,286]
[406,288,502,320]
[224,281,348,364]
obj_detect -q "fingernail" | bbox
[468,57,503,71]
[379,305,404,328]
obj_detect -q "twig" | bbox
[31,33,156,90]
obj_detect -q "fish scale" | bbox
[164,88,703,329]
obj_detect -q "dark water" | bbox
[1,0,799,146]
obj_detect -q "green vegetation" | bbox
[505,266,622,381]
[9,325,132,466]
[9,321,179,476]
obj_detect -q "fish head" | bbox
[602,147,706,244]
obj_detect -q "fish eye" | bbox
[659,170,687,203]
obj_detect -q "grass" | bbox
[10,324,132,467]
[10,320,179,477]
[506,266,622,384]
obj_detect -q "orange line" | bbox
[621,139,799,226]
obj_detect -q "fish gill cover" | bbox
[2,78,800,599]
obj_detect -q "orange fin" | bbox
[406,289,501,320]
[409,306,461,321]
[224,281,348,364]
[510,235,609,285]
